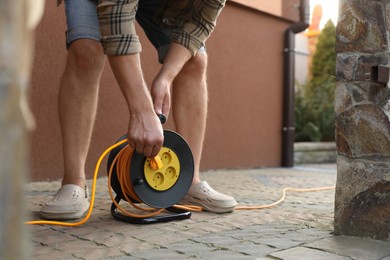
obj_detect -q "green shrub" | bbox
[295,19,336,142]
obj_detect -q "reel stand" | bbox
[107,130,194,224]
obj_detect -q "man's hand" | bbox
[151,43,192,119]
[151,76,171,119]
[127,111,164,158]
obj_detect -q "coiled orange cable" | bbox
[107,144,165,218]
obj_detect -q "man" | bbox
[40,0,236,220]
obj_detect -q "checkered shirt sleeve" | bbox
[97,0,142,55]
[170,0,226,56]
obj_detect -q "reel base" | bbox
[110,196,191,224]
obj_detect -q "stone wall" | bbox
[334,0,390,240]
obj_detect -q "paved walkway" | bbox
[25,164,390,259]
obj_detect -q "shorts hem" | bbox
[66,26,101,48]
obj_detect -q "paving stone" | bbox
[129,247,190,259]
[221,229,264,241]
[164,239,217,255]
[269,246,350,260]
[30,231,78,247]
[57,225,100,238]
[305,236,390,260]
[111,256,143,260]
[73,247,125,260]
[143,232,196,246]
[228,241,279,257]
[117,241,157,255]
[32,250,81,260]
[295,227,333,240]
[251,236,302,250]
[191,233,239,246]
[233,224,280,235]
[200,249,256,260]
[31,241,58,257]
[85,232,127,247]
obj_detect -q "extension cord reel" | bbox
[107,130,195,224]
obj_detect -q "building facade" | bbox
[29,0,302,180]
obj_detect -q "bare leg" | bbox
[172,53,208,185]
[58,39,106,188]
[172,52,237,213]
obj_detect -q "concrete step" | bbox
[294,142,337,164]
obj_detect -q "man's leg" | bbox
[40,0,106,220]
[40,39,105,220]
[171,53,208,185]
[172,53,237,213]
[59,40,105,188]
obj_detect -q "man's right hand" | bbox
[127,111,164,158]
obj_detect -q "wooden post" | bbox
[0,0,44,259]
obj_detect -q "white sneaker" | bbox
[40,184,90,220]
[180,181,237,213]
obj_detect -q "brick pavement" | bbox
[25,164,390,259]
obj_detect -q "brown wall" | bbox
[29,2,296,181]
[232,0,300,22]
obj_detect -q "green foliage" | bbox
[295,19,336,142]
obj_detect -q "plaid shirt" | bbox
[97,0,226,56]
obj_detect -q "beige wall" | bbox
[29,2,298,181]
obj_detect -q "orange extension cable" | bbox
[26,139,335,227]
[235,186,335,210]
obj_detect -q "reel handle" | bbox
[158,114,167,124]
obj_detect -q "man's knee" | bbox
[68,39,105,70]
[185,52,208,76]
